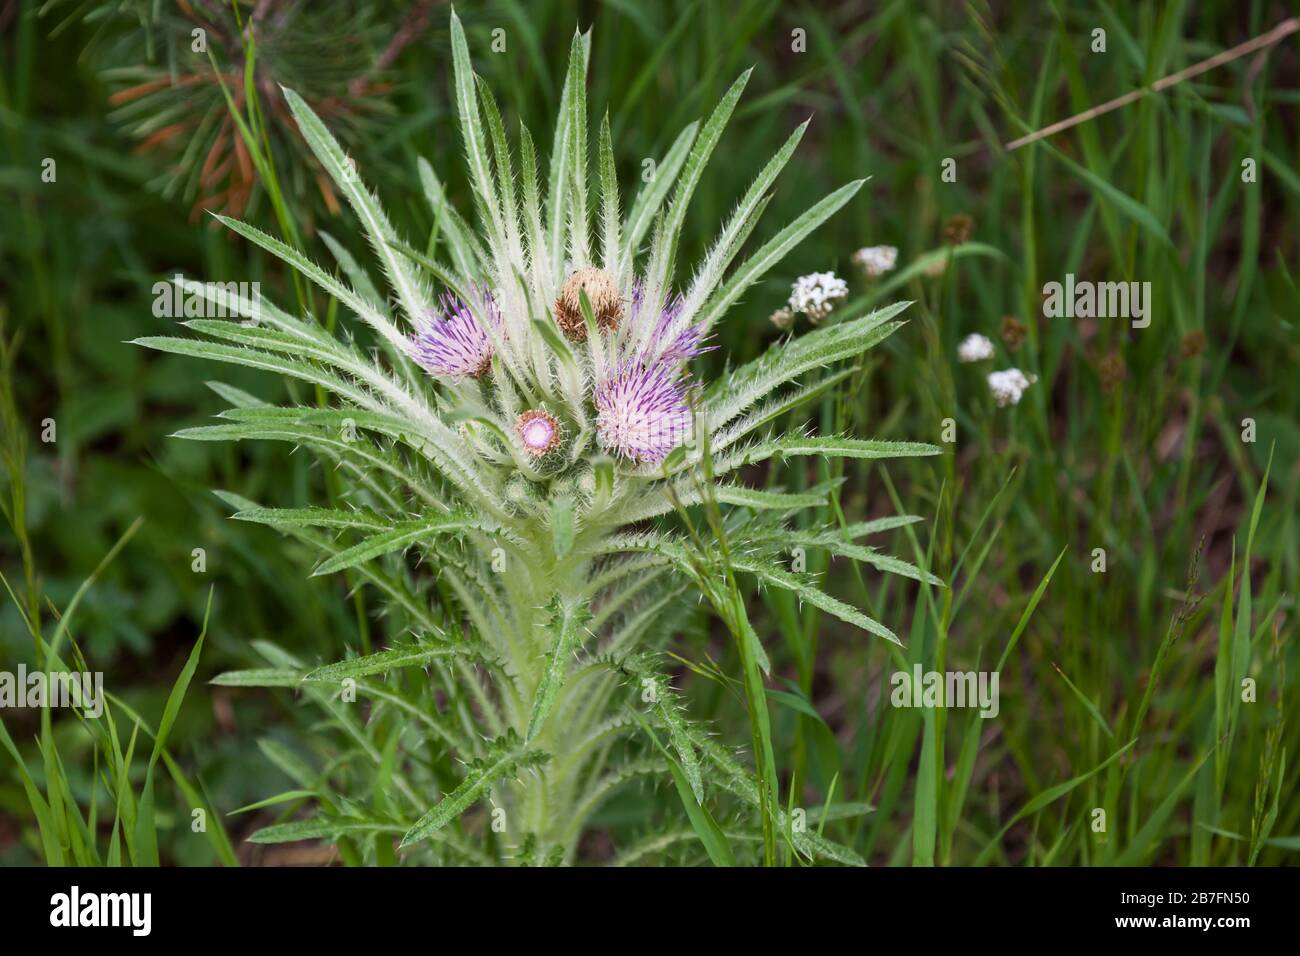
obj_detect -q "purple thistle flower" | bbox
[629,285,712,364]
[658,321,711,364]
[595,361,693,464]
[410,292,499,381]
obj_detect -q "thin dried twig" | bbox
[1006,18,1299,151]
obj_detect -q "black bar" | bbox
[0,866,1280,940]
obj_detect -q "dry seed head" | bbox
[555,267,622,340]
[1180,330,1206,360]
[943,213,974,245]
[1000,316,1027,351]
[1098,351,1127,394]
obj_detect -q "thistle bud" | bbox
[516,409,562,458]
[504,473,540,512]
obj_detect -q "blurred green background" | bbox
[2,0,1296,865]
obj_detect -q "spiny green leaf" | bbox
[712,486,828,511]
[231,506,388,533]
[313,514,483,576]
[210,668,304,688]
[249,818,404,844]
[551,494,576,559]
[210,213,407,352]
[305,642,478,682]
[525,598,592,743]
[717,435,942,475]
[400,736,548,848]
[734,557,901,644]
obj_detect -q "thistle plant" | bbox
[138,11,939,865]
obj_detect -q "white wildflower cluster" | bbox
[852,245,898,277]
[987,368,1037,407]
[788,271,849,322]
[957,333,995,363]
